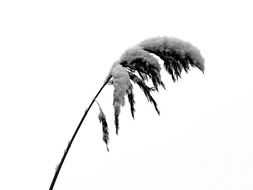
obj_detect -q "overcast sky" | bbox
[0,0,253,189]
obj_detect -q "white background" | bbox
[0,0,253,189]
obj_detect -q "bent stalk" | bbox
[49,75,112,190]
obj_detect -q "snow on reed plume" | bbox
[105,36,204,139]
[97,102,109,151]
[119,46,165,90]
[111,64,131,135]
[139,36,205,81]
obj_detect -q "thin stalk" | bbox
[49,75,112,190]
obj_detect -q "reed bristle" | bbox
[128,72,160,115]
[127,83,135,118]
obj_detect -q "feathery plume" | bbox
[97,102,109,152]
[111,64,131,134]
[139,36,205,81]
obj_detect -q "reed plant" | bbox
[49,36,205,189]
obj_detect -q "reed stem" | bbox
[49,75,112,190]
